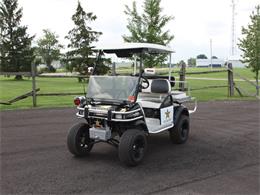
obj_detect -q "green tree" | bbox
[65,2,107,81]
[36,29,63,72]
[187,57,196,67]
[196,54,208,59]
[238,5,260,96]
[123,0,174,68]
[0,0,35,80]
[176,60,186,67]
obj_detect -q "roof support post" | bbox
[168,53,172,80]
[134,55,137,75]
[139,52,143,76]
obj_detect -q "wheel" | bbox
[118,129,147,166]
[67,123,94,157]
[169,115,190,144]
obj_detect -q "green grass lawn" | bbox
[0,67,258,110]
[184,79,256,101]
[117,67,256,80]
[184,67,255,80]
[0,76,85,110]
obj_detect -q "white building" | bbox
[228,55,247,68]
[196,59,224,67]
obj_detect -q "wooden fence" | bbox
[178,63,233,95]
[178,63,259,98]
[1,63,259,107]
[0,63,88,107]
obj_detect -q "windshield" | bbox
[87,76,139,101]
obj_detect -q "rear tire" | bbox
[119,129,147,166]
[169,115,190,144]
[67,123,94,157]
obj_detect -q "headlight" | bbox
[125,111,141,119]
[115,114,123,119]
[74,96,86,106]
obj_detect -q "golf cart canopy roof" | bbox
[93,43,174,57]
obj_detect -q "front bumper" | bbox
[76,106,143,122]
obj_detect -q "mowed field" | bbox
[0,76,83,110]
[0,67,257,110]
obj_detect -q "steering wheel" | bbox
[141,76,149,89]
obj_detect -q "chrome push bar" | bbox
[76,107,143,122]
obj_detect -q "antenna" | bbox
[231,0,237,56]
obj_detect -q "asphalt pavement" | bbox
[0,101,259,194]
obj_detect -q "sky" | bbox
[18,0,259,62]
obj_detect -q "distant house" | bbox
[228,55,247,68]
[196,59,224,67]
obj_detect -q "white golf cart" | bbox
[67,43,197,166]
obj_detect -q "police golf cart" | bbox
[67,43,197,166]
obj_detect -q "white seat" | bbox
[138,100,161,109]
[137,79,171,108]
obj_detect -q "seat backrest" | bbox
[151,79,171,93]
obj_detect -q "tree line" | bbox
[0,0,259,90]
[0,0,107,80]
[0,0,174,80]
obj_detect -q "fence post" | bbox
[227,63,234,96]
[31,63,37,107]
[179,63,186,91]
[256,75,259,97]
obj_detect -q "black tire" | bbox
[119,129,147,166]
[67,123,94,157]
[169,115,190,144]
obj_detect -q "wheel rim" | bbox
[181,120,189,140]
[131,136,145,161]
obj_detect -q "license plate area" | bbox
[89,119,111,141]
[89,127,111,141]
[94,119,105,128]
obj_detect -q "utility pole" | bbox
[210,38,213,70]
[231,0,236,56]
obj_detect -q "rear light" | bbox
[74,96,86,106]
[74,98,81,106]
[128,96,136,102]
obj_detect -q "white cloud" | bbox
[18,0,259,62]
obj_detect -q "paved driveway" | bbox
[1,101,259,194]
